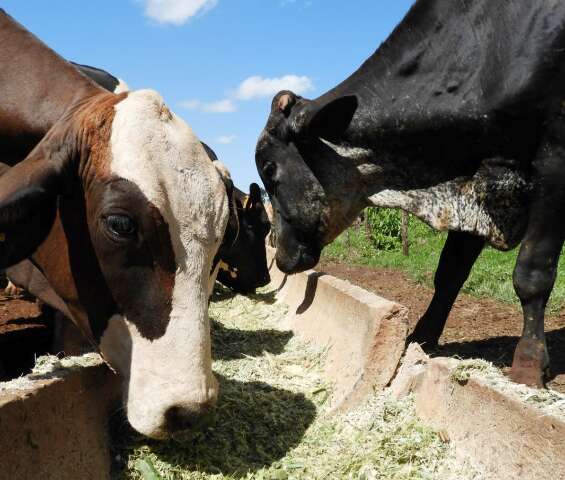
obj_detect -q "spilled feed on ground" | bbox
[111,285,480,480]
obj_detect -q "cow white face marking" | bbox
[99,89,229,439]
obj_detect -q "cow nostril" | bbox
[165,405,216,438]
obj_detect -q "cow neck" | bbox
[0,9,104,163]
[313,1,565,157]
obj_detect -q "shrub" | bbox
[366,208,403,251]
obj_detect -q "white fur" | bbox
[99,89,229,439]
[113,78,130,94]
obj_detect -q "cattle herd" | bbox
[1,1,565,442]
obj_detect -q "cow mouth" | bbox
[234,273,272,294]
[275,241,321,274]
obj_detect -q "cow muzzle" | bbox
[125,373,220,440]
[275,236,320,274]
[99,312,219,440]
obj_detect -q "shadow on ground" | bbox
[110,374,316,478]
[428,326,565,381]
[211,319,292,361]
[211,285,277,305]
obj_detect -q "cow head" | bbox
[255,90,360,273]
[0,90,230,440]
[216,183,271,293]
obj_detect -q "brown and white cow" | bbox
[0,10,229,439]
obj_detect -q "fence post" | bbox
[401,211,409,256]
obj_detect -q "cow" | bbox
[69,65,271,294]
[264,202,276,247]
[199,143,271,294]
[255,0,565,388]
[0,9,230,439]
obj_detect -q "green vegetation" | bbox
[113,285,478,480]
[323,209,565,313]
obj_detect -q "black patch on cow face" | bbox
[85,177,176,341]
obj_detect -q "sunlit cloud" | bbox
[235,75,314,100]
[142,0,218,25]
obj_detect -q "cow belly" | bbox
[369,159,530,250]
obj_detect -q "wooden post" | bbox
[401,211,409,256]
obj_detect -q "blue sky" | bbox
[3,0,414,189]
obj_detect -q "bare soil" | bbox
[317,260,565,393]
[0,293,53,380]
[2,260,565,392]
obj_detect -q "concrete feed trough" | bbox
[0,354,119,480]
[267,246,409,410]
[390,343,565,480]
[3,246,565,479]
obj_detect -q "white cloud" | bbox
[179,99,201,110]
[235,75,314,100]
[202,99,237,113]
[179,73,313,114]
[216,134,237,144]
[179,98,236,113]
[142,0,218,25]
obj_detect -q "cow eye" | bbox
[263,161,276,178]
[104,214,137,238]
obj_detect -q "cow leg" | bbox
[511,124,565,387]
[408,231,484,347]
[511,225,563,387]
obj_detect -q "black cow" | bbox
[200,143,271,293]
[256,0,565,387]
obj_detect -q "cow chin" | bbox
[275,235,321,274]
[99,303,219,440]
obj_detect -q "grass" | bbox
[111,285,480,480]
[323,211,565,313]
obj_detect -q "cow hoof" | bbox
[510,339,548,388]
[406,331,439,349]
[4,281,22,297]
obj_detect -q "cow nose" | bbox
[165,404,216,440]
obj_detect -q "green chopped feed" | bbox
[0,352,103,393]
[110,285,479,479]
[448,358,565,418]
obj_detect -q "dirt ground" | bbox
[317,259,565,393]
[2,260,565,391]
[0,293,52,380]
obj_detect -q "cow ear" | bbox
[307,95,358,143]
[0,127,75,268]
[248,183,262,206]
[271,91,298,118]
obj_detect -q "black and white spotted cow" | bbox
[256,0,565,387]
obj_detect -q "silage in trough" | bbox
[112,286,479,480]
